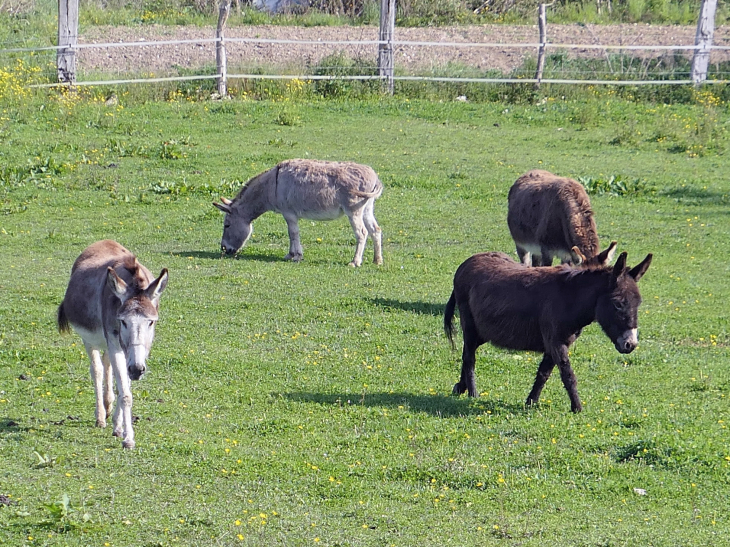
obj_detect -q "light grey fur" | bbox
[57,240,168,449]
[214,159,384,266]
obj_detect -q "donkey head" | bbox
[595,252,652,354]
[213,197,252,256]
[107,267,169,380]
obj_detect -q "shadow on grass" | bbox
[369,297,445,317]
[169,250,282,262]
[284,391,527,417]
[658,186,729,203]
[0,418,29,433]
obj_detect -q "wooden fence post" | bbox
[216,0,231,97]
[534,3,549,89]
[378,0,395,95]
[691,0,717,85]
[57,0,79,84]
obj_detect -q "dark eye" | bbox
[613,302,623,311]
[121,320,128,328]
[148,320,155,327]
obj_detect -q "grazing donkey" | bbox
[213,159,384,266]
[57,240,168,448]
[444,250,652,412]
[508,169,615,267]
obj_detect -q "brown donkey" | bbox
[58,240,168,448]
[508,169,616,267]
[444,250,652,412]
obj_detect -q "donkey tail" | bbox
[57,302,71,334]
[444,291,457,350]
[352,178,384,199]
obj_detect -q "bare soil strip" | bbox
[80,23,730,76]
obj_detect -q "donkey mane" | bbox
[232,168,275,204]
[563,189,598,258]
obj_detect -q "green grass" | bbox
[0,92,729,546]
[1,0,726,36]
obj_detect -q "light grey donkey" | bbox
[214,159,384,266]
[57,240,168,449]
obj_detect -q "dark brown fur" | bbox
[508,170,601,266]
[444,250,652,412]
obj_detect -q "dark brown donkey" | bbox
[444,250,652,412]
[508,169,615,267]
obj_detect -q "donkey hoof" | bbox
[348,260,362,268]
[122,439,136,449]
[285,253,303,262]
[452,383,466,396]
[112,428,124,438]
[96,419,107,428]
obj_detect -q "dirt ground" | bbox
[79,23,730,76]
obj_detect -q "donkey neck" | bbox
[559,267,613,329]
[232,176,274,221]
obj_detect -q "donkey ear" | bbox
[146,268,169,306]
[220,196,232,206]
[107,267,128,299]
[612,252,628,280]
[213,201,232,214]
[628,254,652,282]
[595,241,618,266]
[570,246,585,265]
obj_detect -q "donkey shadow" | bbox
[169,250,281,263]
[284,391,526,417]
[368,297,445,317]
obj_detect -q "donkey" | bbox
[213,159,384,267]
[57,240,168,448]
[444,250,652,412]
[508,169,615,267]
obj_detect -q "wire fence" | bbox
[5,27,730,89]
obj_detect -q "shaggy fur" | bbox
[508,170,610,267]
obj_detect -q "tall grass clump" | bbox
[310,52,379,99]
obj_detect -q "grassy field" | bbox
[0,91,729,546]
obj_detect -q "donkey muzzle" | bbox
[127,364,147,381]
[221,245,236,257]
[615,328,638,354]
[127,345,148,380]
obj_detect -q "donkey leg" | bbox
[516,246,531,266]
[102,351,115,419]
[347,211,368,267]
[552,345,582,412]
[363,200,383,265]
[540,247,554,267]
[454,311,480,397]
[525,353,555,407]
[110,349,136,448]
[283,214,304,262]
[84,343,107,428]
